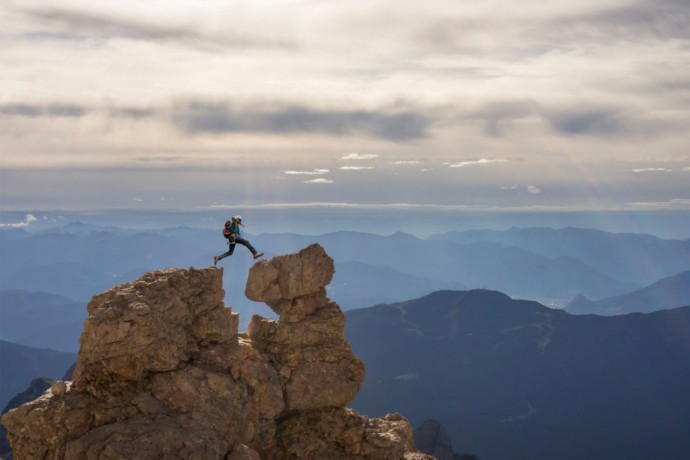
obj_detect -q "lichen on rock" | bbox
[1,244,433,460]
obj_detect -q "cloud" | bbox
[500,184,540,194]
[570,0,690,41]
[22,7,198,42]
[340,166,375,170]
[208,201,671,213]
[630,168,673,173]
[284,169,330,175]
[469,99,686,139]
[0,103,88,118]
[109,107,155,119]
[471,100,540,136]
[304,178,334,184]
[446,159,509,168]
[20,6,292,49]
[545,108,624,136]
[395,374,420,381]
[172,102,430,141]
[626,198,690,210]
[0,214,38,228]
[391,160,421,165]
[341,153,380,160]
[0,102,160,122]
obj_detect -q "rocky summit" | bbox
[2,244,431,460]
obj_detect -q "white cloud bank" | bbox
[304,178,334,184]
[0,213,38,228]
[392,161,421,165]
[630,168,673,173]
[284,169,330,175]
[446,159,509,168]
[341,153,379,161]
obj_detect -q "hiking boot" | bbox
[213,255,219,265]
[253,252,264,260]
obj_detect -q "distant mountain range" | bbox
[345,290,690,460]
[3,224,689,314]
[254,230,642,302]
[566,270,690,315]
[429,227,690,285]
[3,224,689,351]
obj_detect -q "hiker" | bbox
[214,215,264,265]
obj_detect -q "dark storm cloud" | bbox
[0,103,88,118]
[20,7,293,49]
[412,0,690,58]
[585,0,690,40]
[25,7,201,42]
[470,100,541,136]
[24,31,86,42]
[464,100,675,138]
[0,102,159,120]
[108,107,156,119]
[0,99,430,140]
[546,108,624,136]
[171,101,431,141]
[531,0,690,45]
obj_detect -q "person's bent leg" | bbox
[234,236,258,255]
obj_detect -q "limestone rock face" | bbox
[2,244,432,460]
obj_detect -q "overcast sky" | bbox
[1,0,689,214]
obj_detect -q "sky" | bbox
[1,0,689,219]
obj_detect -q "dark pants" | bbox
[217,236,257,261]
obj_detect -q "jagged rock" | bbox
[2,245,432,460]
[247,244,365,411]
[246,243,334,309]
[0,378,56,458]
[278,408,419,459]
[74,267,236,397]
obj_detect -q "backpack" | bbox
[222,220,232,239]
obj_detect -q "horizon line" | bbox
[2,201,690,214]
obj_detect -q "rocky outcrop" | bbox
[2,244,432,460]
[1,378,55,459]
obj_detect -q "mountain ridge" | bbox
[429,227,690,285]
[566,270,690,315]
[345,289,690,460]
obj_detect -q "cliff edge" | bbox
[2,244,432,460]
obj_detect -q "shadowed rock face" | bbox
[2,244,431,460]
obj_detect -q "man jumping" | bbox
[214,215,264,265]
